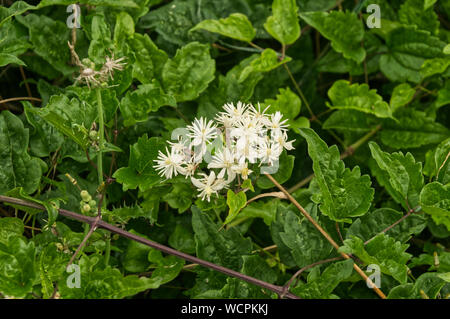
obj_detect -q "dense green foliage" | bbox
[0,0,449,299]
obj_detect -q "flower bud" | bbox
[80,190,91,202]
[89,130,98,140]
[81,203,91,214]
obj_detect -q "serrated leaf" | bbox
[264,0,300,45]
[369,142,424,208]
[120,82,176,127]
[300,11,365,63]
[0,111,43,195]
[299,128,374,223]
[326,80,392,118]
[191,206,252,270]
[379,26,445,83]
[278,209,333,268]
[339,234,412,284]
[347,208,427,243]
[162,42,215,102]
[0,218,24,245]
[0,53,26,67]
[379,109,449,149]
[291,259,354,298]
[420,182,450,231]
[191,13,255,42]
[399,0,439,35]
[113,135,166,192]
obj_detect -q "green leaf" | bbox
[147,249,184,285]
[390,83,415,111]
[122,230,153,273]
[256,150,295,189]
[37,0,139,8]
[420,182,450,231]
[264,0,300,45]
[0,1,34,27]
[299,128,374,223]
[113,135,166,192]
[264,87,301,122]
[120,82,176,127]
[88,14,113,64]
[28,94,96,150]
[277,209,333,268]
[191,13,255,42]
[339,234,412,284]
[0,53,26,67]
[326,80,392,118]
[238,49,291,83]
[347,208,427,243]
[191,206,252,270]
[128,33,168,85]
[291,259,354,298]
[436,79,450,108]
[16,14,75,76]
[414,272,447,298]
[0,218,24,245]
[163,183,194,214]
[168,224,196,254]
[421,57,450,79]
[379,26,445,83]
[162,42,215,102]
[399,0,439,35]
[0,236,36,298]
[236,199,278,226]
[379,109,449,149]
[114,12,135,49]
[323,109,379,133]
[300,11,365,63]
[369,142,424,208]
[23,102,64,158]
[224,190,247,225]
[0,111,43,195]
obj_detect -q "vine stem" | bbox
[0,195,300,300]
[287,125,382,193]
[263,173,387,299]
[96,88,104,189]
[0,97,42,104]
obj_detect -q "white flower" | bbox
[268,111,289,131]
[207,147,236,180]
[258,141,282,165]
[272,130,295,151]
[248,102,271,127]
[153,147,185,179]
[232,157,253,180]
[220,101,249,122]
[190,171,228,202]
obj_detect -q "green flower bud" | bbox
[81,203,91,214]
[89,130,98,140]
[80,190,92,202]
[89,199,97,208]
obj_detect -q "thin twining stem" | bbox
[0,97,42,104]
[0,195,300,300]
[264,173,387,299]
[246,192,286,205]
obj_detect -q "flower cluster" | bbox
[153,102,295,201]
